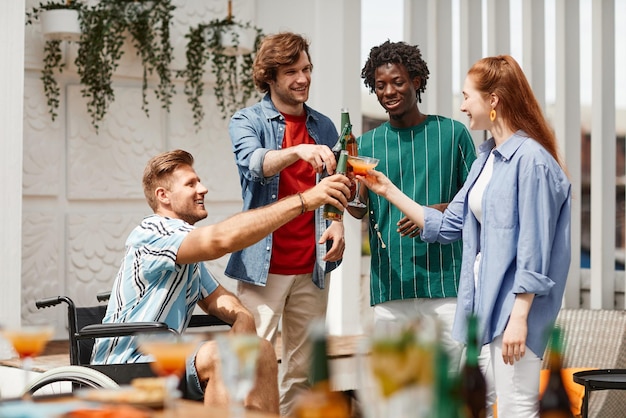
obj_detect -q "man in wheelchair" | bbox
[90,149,351,414]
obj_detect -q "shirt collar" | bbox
[479,130,529,162]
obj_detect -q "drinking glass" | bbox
[216,333,261,418]
[347,155,379,208]
[357,318,436,418]
[136,332,200,416]
[2,325,54,399]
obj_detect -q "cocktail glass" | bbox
[216,333,261,418]
[358,318,436,418]
[2,325,54,399]
[347,155,379,208]
[136,332,200,416]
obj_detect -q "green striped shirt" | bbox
[359,115,477,305]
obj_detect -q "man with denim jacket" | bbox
[225,32,345,416]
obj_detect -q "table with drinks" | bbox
[0,396,280,418]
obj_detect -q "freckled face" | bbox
[460,75,492,131]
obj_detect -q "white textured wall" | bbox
[21,0,365,339]
[1,0,25,359]
[22,0,256,337]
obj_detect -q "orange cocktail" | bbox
[139,338,198,377]
[348,156,379,176]
[3,327,54,359]
[347,156,379,208]
[2,325,54,399]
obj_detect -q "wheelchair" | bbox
[25,292,229,397]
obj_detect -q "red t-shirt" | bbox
[269,113,316,274]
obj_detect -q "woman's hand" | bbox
[355,169,394,197]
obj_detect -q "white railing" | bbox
[401,0,624,309]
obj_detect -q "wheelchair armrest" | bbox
[77,322,173,339]
[188,314,230,328]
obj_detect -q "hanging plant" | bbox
[26,0,86,121]
[26,0,175,131]
[179,16,263,129]
[75,0,175,131]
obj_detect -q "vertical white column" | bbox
[459,0,486,146]
[555,0,581,308]
[590,0,616,309]
[0,0,25,358]
[522,0,546,109]
[486,0,511,55]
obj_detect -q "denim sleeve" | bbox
[229,112,274,183]
[513,162,569,296]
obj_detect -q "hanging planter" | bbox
[179,0,264,129]
[26,0,176,131]
[26,1,86,121]
[216,24,258,56]
[40,8,81,42]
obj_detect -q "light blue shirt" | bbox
[224,94,340,289]
[421,132,571,357]
[91,215,219,364]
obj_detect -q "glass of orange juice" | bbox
[136,332,200,414]
[216,333,261,418]
[2,325,55,399]
[347,155,379,208]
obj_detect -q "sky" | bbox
[361,0,626,108]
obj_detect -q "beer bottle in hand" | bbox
[323,151,348,222]
[341,108,358,157]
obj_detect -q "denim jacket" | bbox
[421,132,571,357]
[224,94,341,288]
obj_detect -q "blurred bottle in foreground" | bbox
[539,325,574,418]
[460,314,487,418]
[431,341,463,418]
[291,320,351,418]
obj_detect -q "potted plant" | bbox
[75,0,175,130]
[27,0,83,41]
[26,0,85,121]
[27,0,175,131]
[179,6,263,128]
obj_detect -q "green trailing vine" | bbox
[76,0,175,131]
[26,1,85,121]
[27,1,262,132]
[179,17,263,129]
[41,39,64,120]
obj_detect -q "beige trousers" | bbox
[237,273,330,417]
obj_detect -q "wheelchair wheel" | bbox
[25,365,120,396]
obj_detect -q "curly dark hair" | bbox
[361,40,430,102]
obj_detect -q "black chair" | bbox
[27,293,229,395]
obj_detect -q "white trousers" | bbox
[237,273,329,418]
[484,334,541,418]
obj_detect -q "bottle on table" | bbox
[291,320,351,418]
[431,341,463,418]
[460,314,487,418]
[323,150,349,222]
[539,325,574,418]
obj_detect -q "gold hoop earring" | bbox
[490,109,497,122]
